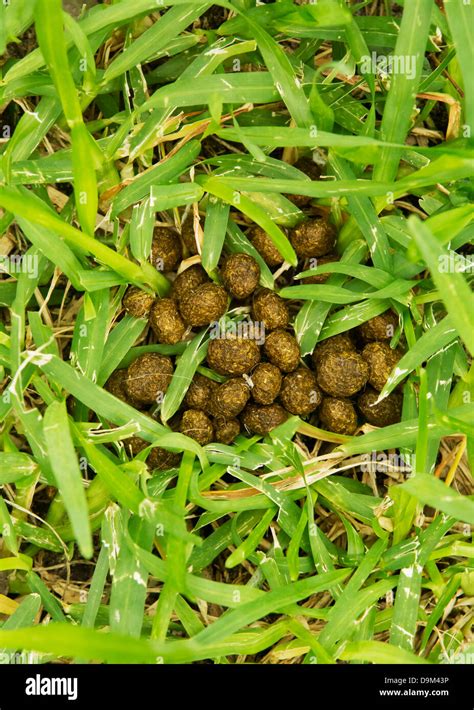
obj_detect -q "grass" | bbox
[0,0,473,667]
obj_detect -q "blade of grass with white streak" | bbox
[389,382,419,545]
[228,467,303,541]
[319,298,392,340]
[318,538,387,651]
[203,155,473,196]
[0,453,38,485]
[280,279,412,305]
[102,2,212,83]
[129,198,154,264]
[140,73,280,114]
[378,315,458,400]
[0,496,19,556]
[5,97,59,163]
[71,289,109,385]
[227,508,276,571]
[9,246,48,375]
[9,405,55,486]
[215,125,407,150]
[415,368,429,476]
[296,262,395,285]
[161,331,209,423]
[109,514,155,638]
[37,363,119,440]
[150,183,203,212]
[424,341,457,474]
[286,505,308,582]
[43,401,92,559]
[389,516,455,652]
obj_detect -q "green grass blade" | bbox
[0,625,157,664]
[340,641,431,665]
[329,154,393,272]
[0,496,19,555]
[192,568,351,646]
[102,3,212,83]
[373,0,434,183]
[445,0,474,136]
[150,183,203,212]
[0,186,165,292]
[80,546,109,630]
[201,198,230,276]
[43,401,92,559]
[111,140,201,217]
[109,515,154,638]
[98,315,147,386]
[199,175,297,266]
[378,315,458,400]
[1,595,41,633]
[400,474,474,525]
[161,332,209,423]
[241,16,312,128]
[408,216,474,357]
[35,0,98,234]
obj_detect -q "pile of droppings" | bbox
[107,177,406,471]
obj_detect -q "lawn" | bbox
[0,0,472,666]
